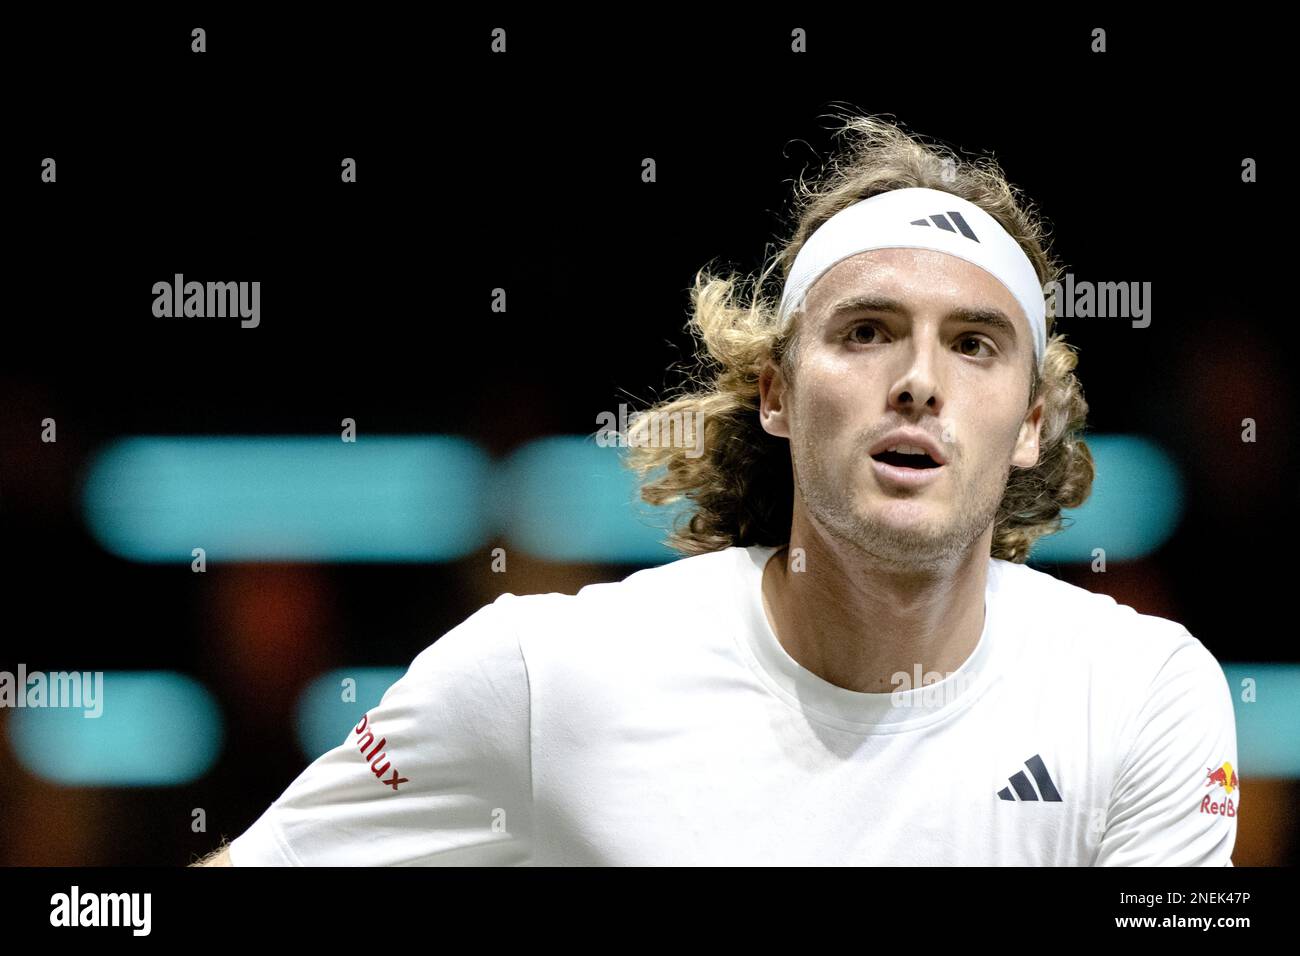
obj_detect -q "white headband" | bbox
[777,187,1046,368]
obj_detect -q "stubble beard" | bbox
[795,444,1011,574]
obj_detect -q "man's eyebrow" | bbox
[826,293,1019,344]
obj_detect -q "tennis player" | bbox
[196,114,1238,866]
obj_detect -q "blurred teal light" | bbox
[1030,434,1184,563]
[295,667,406,760]
[497,435,690,563]
[1222,664,1300,777]
[81,436,492,562]
[5,671,222,786]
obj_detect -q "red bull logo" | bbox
[1200,760,1238,817]
[1205,761,1238,795]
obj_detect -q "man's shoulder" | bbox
[461,547,753,694]
[991,557,1211,676]
[474,546,753,666]
[989,561,1232,781]
[495,545,750,618]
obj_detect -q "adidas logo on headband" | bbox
[909,211,980,243]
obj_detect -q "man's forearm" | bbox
[190,841,232,866]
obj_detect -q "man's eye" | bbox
[848,323,881,344]
[957,336,994,357]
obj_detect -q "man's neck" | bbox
[760,520,990,695]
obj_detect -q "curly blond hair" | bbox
[624,111,1094,563]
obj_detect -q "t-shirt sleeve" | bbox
[228,596,533,866]
[1094,634,1240,866]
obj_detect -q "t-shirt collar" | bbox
[733,544,1003,732]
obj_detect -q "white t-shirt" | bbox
[228,545,1240,866]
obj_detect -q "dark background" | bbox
[1,12,1292,865]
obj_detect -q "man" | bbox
[196,115,1238,866]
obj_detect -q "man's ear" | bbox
[759,358,791,439]
[1011,392,1045,469]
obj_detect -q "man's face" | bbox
[760,248,1045,569]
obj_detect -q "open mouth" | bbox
[870,450,942,470]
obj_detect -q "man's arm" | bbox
[214,598,534,866]
[190,841,232,866]
[1094,636,1240,866]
